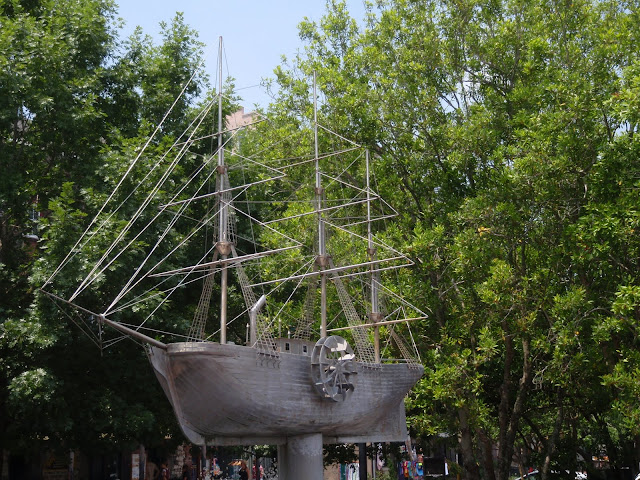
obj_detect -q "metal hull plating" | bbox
[148,342,423,446]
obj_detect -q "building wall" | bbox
[226,108,257,131]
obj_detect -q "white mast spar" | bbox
[366,149,382,363]
[216,36,230,345]
[313,72,329,338]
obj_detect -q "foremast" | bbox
[187,37,231,343]
[187,37,268,349]
[215,36,231,345]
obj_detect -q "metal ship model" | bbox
[43,41,425,447]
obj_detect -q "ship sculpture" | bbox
[42,39,425,449]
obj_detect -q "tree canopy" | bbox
[0,0,233,459]
[268,0,640,478]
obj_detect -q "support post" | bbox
[277,445,288,480]
[202,444,206,476]
[359,443,368,480]
[279,434,323,480]
[140,445,145,480]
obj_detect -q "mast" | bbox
[366,149,382,363]
[216,36,230,344]
[313,72,328,338]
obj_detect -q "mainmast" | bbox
[313,72,329,338]
[366,149,382,363]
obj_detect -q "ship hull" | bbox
[148,342,423,446]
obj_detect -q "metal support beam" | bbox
[279,434,323,480]
[359,442,368,480]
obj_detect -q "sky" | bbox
[115,1,368,110]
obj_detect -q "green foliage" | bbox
[0,0,217,458]
[3,0,640,476]
[266,0,640,478]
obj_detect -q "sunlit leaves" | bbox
[269,0,640,477]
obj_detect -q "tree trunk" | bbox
[497,336,533,480]
[634,435,640,479]
[497,325,515,480]
[478,429,496,480]
[459,406,481,480]
[541,389,564,480]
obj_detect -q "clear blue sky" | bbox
[115,1,368,110]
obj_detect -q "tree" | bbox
[0,0,121,461]
[267,0,640,479]
[0,0,224,464]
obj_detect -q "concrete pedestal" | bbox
[277,433,323,480]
